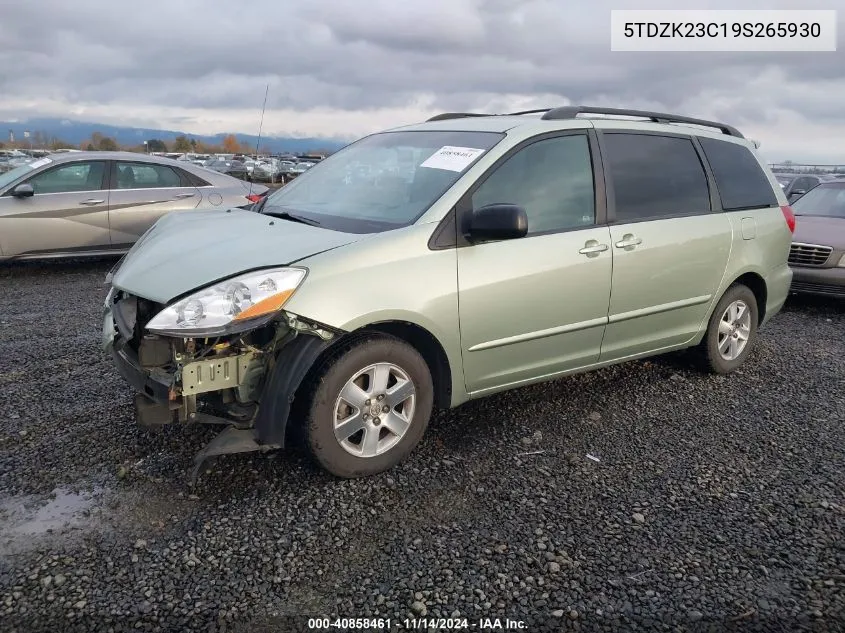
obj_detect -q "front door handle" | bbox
[79,199,105,206]
[615,234,642,249]
[173,192,196,199]
[579,241,609,256]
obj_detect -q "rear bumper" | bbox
[790,265,845,298]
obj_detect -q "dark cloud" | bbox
[0,0,843,159]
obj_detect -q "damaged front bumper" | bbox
[102,286,337,482]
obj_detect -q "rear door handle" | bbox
[173,193,196,199]
[79,199,105,206]
[615,235,642,249]
[579,242,609,256]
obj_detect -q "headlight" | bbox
[146,267,306,336]
[838,254,845,268]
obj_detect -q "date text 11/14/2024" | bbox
[307,617,528,630]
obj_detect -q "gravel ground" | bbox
[0,259,843,633]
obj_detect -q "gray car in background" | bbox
[0,151,268,261]
[788,179,845,297]
[773,172,834,203]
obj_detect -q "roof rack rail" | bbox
[426,112,490,122]
[505,108,552,116]
[428,109,553,121]
[540,106,744,138]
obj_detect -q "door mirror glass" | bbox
[11,183,34,198]
[466,203,528,241]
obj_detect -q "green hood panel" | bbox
[111,209,362,303]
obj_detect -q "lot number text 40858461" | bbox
[307,617,528,629]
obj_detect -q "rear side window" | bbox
[698,138,778,210]
[603,133,711,223]
[115,162,183,189]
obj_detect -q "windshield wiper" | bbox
[253,196,269,213]
[263,208,321,226]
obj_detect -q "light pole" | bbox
[143,141,149,154]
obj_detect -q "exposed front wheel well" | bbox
[280,322,452,449]
[730,272,767,325]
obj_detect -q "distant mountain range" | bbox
[0,118,350,153]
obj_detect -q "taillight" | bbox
[780,205,796,233]
[246,194,262,203]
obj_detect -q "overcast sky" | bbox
[0,0,842,162]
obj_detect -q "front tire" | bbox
[697,284,759,374]
[299,336,433,478]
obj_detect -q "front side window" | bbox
[603,133,710,223]
[471,134,595,234]
[698,137,778,210]
[26,161,106,194]
[116,162,182,189]
[261,130,504,233]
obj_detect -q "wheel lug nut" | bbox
[377,394,384,401]
[373,417,380,425]
[363,413,369,420]
[364,399,371,406]
[382,405,389,412]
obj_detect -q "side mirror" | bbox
[466,203,528,242]
[11,183,34,198]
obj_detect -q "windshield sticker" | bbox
[420,146,485,172]
[28,157,52,169]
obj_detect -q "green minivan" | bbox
[102,106,794,479]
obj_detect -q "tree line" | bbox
[1,131,334,156]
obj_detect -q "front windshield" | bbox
[0,163,37,190]
[791,182,845,218]
[262,130,504,233]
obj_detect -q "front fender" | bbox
[283,223,467,406]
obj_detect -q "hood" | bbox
[112,208,363,303]
[793,214,845,249]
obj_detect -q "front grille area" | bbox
[111,291,165,352]
[789,243,833,267]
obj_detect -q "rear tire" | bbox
[696,284,758,374]
[299,336,433,478]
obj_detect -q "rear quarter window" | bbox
[698,138,778,211]
[179,168,210,187]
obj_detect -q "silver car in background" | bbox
[0,151,268,261]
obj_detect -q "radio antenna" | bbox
[248,83,270,198]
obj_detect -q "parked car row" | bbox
[170,153,318,183]
[0,150,36,174]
